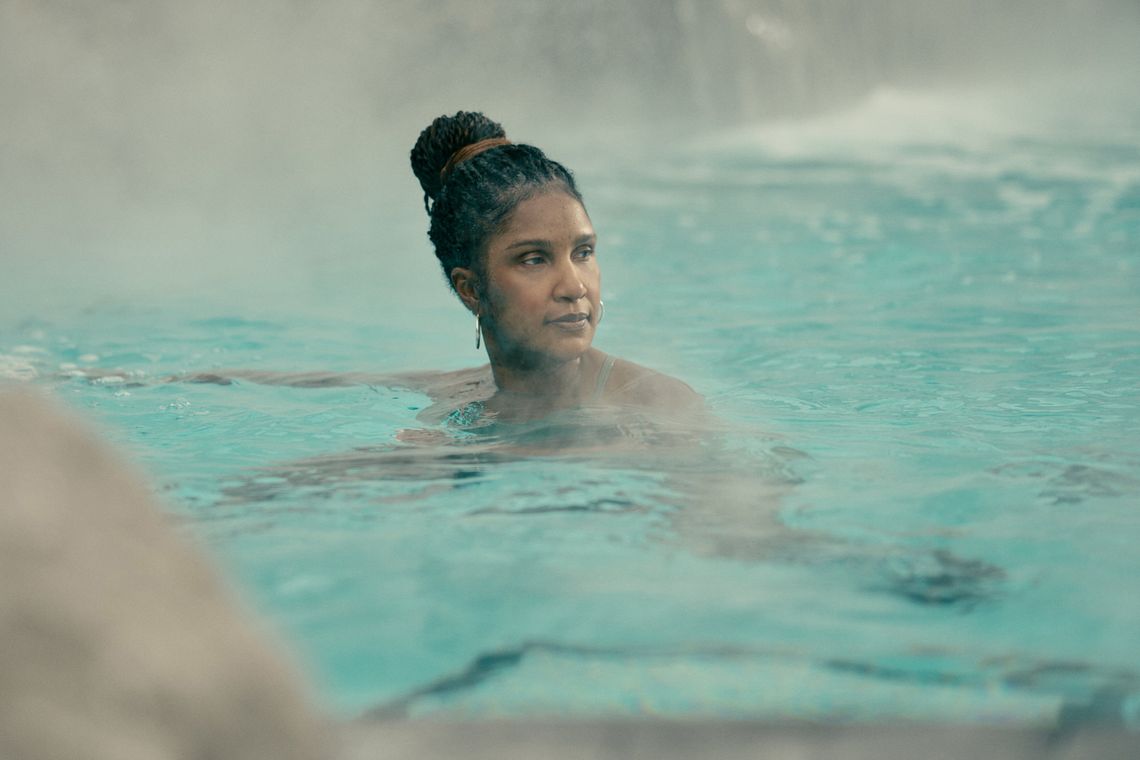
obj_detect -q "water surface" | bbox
[3,88,1139,726]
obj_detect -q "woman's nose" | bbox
[553,259,587,301]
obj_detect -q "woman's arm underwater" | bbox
[171,369,412,388]
[63,364,496,408]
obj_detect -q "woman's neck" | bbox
[486,348,599,413]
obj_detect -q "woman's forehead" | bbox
[497,191,594,243]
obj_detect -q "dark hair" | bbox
[409,111,583,291]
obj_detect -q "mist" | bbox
[2,0,1138,321]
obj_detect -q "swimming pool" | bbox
[3,86,1139,727]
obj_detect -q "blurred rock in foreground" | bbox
[0,389,330,760]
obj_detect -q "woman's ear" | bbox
[450,267,480,314]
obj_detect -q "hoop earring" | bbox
[597,300,605,325]
[475,313,482,350]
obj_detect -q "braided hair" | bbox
[409,111,583,293]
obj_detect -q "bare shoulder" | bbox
[605,357,703,412]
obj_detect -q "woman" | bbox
[73,112,700,435]
[407,111,699,427]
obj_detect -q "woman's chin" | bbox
[493,327,594,367]
[551,330,594,356]
[531,338,594,367]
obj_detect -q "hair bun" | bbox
[410,111,507,204]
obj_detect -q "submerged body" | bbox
[162,348,699,428]
[418,350,700,427]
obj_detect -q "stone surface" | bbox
[0,389,331,760]
[342,719,1139,760]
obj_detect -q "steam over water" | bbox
[2,0,1138,323]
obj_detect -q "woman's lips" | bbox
[549,313,590,330]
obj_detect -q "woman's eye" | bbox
[521,255,544,266]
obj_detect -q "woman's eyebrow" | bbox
[504,238,551,250]
[504,232,595,251]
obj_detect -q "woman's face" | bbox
[474,190,600,368]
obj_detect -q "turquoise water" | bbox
[3,89,1139,725]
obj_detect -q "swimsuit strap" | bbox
[445,400,485,427]
[590,354,617,403]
